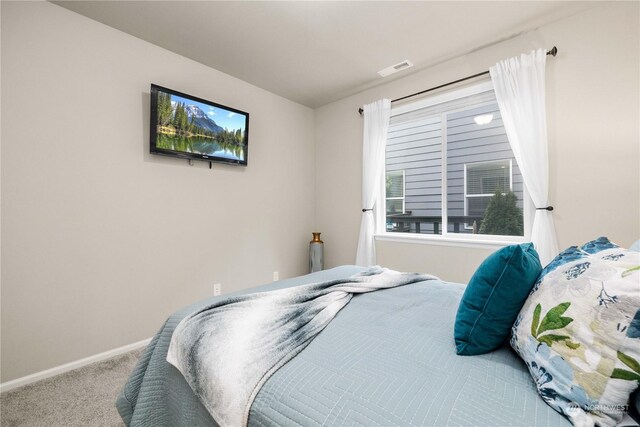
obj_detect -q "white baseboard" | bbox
[0,337,151,393]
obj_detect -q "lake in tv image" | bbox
[155,91,247,162]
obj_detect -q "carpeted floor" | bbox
[0,349,143,427]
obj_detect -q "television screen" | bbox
[150,84,249,166]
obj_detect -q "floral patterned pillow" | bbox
[511,237,640,426]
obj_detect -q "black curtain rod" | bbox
[358,46,557,115]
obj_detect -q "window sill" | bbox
[374,232,526,249]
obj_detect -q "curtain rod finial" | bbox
[358,108,363,115]
[547,46,558,56]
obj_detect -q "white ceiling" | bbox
[52,1,596,108]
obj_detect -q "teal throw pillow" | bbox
[455,243,542,355]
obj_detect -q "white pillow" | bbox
[511,237,640,426]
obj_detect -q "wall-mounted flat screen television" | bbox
[150,84,249,166]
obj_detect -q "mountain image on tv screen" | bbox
[155,89,247,163]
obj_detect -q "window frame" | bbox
[376,80,533,248]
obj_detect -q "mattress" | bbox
[117,265,571,426]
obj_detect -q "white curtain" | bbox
[355,99,391,266]
[490,48,559,265]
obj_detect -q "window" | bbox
[382,81,529,241]
[385,170,407,232]
[386,170,405,215]
[465,159,512,217]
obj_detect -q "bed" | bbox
[117,265,572,427]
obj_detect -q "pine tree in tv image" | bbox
[155,90,247,162]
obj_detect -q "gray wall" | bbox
[387,115,442,218]
[1,1,316,382]
[445,103,523,217]
[315,2,639,282]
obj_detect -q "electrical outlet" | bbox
[273,271,279,281]
[213,283,221,296]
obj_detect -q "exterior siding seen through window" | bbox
[384,82,525,237]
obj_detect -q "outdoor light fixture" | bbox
[473,114,494,125]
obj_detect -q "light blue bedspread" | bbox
[117,265,571,426]
[167,267,434,427]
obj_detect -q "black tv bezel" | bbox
[149,84,249,166]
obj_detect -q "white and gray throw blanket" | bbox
[166,266,436,427]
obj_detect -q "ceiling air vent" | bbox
[378,60,414,77]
